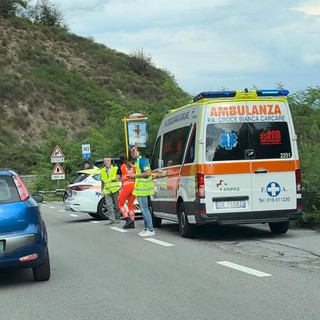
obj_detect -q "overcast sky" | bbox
[30,0,320,96]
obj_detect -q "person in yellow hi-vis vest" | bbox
[100,158,121,225]
[127,145,155,237]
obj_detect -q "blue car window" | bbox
[0,180,10,201]
[0,176,20,203]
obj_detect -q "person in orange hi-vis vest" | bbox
[117,153,136,229]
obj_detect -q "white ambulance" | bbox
[150,89,302,237]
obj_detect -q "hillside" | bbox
[0,15,190,149]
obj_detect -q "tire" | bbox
[33,250,51,282]
[63,191,68,202]
[88,212,101,219]
[97,198,109,220]
[269,221,289,234]
[149,202,162,228]
[178,203,195,238]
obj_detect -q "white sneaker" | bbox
[140,230,155,237]
[138,229,147,236]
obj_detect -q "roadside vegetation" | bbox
[0,1,319,229]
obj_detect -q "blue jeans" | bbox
[137,196,153,231]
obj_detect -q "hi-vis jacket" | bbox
[100,166,120,194]
[133,158,154,197]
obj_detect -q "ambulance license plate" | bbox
[216,201,246,209]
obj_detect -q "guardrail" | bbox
[38,189,65,195]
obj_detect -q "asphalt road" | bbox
[1,201,320,320]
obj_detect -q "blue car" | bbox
[0,169,50,281]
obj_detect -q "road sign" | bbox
[51,145,65,163]
[82,144,91,159]
[51,163,65,180]
[123,114,148,158]
[127,121,147,148]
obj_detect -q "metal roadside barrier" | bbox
[38,189,65,195]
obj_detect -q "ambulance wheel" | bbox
[149,202,161,228]
[269,221,289,234]
[97,198,109,220]
[178,203,194,238]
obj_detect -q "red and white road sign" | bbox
[51,145,65,163]
[51,163,65,180]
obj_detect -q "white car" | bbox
[64,168,140,219]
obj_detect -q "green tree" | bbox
[289,87,320,227]
[128,48,153,75]
[29,0,67,29]
[0,0,27,18]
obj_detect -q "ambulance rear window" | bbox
[206,122,292,161]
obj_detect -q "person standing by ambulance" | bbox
[100,158,121,224]
[128,145,155,237]
[117,153,136,229]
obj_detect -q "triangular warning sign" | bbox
[52,163,65,175]
[51,145,65,158]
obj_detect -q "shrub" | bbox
[128,49,153,75]
[0,72,24,101]
[302,206,320,229]
[14,113,30,129]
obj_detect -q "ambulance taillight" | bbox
[296,169,303,210]
[195,173,205,198]
[295,169,302,194]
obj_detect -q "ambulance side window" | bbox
[162,126,190,166]
[151,136,162,169]
[185,125,196,164]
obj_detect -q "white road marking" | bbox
[144,238,175,247]
[216,261,272,277]
[110,227,129,233]
[91,221,100,224]
[69,214,79,218]
[49,206,55,209]
[59,209,65,212]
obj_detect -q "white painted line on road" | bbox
[91,221,100,224]
[50,206,55,209]
[216,261,272,277]
[144,238,175,247]
[110,227,129,233]
[59,209,65,212]
[69,214,79,218]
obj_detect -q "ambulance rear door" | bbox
[203,97,297,216]
[204,108,253,215]
[247,101,298,213]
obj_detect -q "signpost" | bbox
[50,146,65,188]
[122,113,148,158]
[82,144,91,159]
[51,145,65,163]
[51,162,65,180]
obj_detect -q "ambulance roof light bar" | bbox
[193,91,236,102]
[193,89,289,102]
[256,89,289,96]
